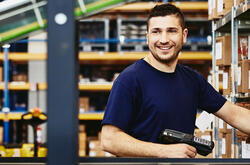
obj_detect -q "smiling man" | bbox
[100,4,250,158]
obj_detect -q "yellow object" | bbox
[38,114,47,120]
[23,114,32,120]
[0,146,5,157]
[21,143,34,157]
[38,147,47,157]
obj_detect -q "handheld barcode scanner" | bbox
[159,129,214,156]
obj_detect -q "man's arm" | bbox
[214,101,250,134]
[101,124,197,158]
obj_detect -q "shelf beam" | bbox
[0,112,104,120]
[0,51,212,61]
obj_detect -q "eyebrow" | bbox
[150,27,179,31]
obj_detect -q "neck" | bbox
[144,54,178,73]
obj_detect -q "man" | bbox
[101,4,250,158]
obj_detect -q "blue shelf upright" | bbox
[2,44,10,143]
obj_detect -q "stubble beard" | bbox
[149,48,181,65]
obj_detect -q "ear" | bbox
[182,28,188,44]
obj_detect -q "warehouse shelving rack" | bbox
[79,18,110,52]
[0,50,212,122]
[117,18,148,52]
[211,0,250,158]
[0,0,226,161]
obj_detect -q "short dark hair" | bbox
[147,4,185,31]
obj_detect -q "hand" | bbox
[158,143,197,158]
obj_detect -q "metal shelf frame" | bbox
[212,0,250,158]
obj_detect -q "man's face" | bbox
[146,15,188,63]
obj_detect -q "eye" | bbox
[168,29,178,33]
[151,30,160,34]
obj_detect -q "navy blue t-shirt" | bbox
[102,59,226,143]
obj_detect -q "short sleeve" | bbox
[197,74,227,113]
[101,80,136,132]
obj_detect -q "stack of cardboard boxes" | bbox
[79,97,89,113]
[78,126,114,157]
[236,102,250,158]
[238,36,250,93]
[218,119,233,158]
[236,130,250,158]
[213,1,250,157]
[208,0,244,20]
[79,125,87,157]
[216,35,250,95]
[215,34,250,158]
[216,35,232,96]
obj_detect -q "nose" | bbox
[159,32,169,44]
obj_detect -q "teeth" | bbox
[158,46,171,50]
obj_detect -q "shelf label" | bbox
[242,141,250,158]
[208,0,212,15]
[248,36,250,60]
[238,66,241,86]
[222,138,226,154]
[217,0,223,13]
[243,4,247,12]
[249,71,250,89]
[216,42,222,59]
[213,0,216,9]
[222,18,226,26]
[223,72,228,89]
[226,124,232,129]
[219,118,224,129]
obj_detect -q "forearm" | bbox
[215,101,250,135]
[231,105,250,134]
[101,127,163,157]
[101,125,197,158]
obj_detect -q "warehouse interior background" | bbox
[0,0,249,163]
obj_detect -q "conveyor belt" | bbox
[0,0,134,45]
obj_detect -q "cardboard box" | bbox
[217,0,234,16]
[236,130,250,158]
[13,73,28,82]
[79,124,86,132]
[216,36,231,66]
[79,150,86,157]
[219,129,232,158]
[88,140,102,151]
[211,0,221,20]
[236,0,244,5]
[238,36,249,61]
[79,97,89,113]
[89,150,114,157]
[222,66,232,95]
[236,102,250,110]
[238,60,250,93]
[218,118,233,130]
[79,132,87,156]
[208,0,214,20]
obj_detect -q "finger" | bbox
[185,149,196,158]
[187,145,197,153]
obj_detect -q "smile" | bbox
[157,46,173,50]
